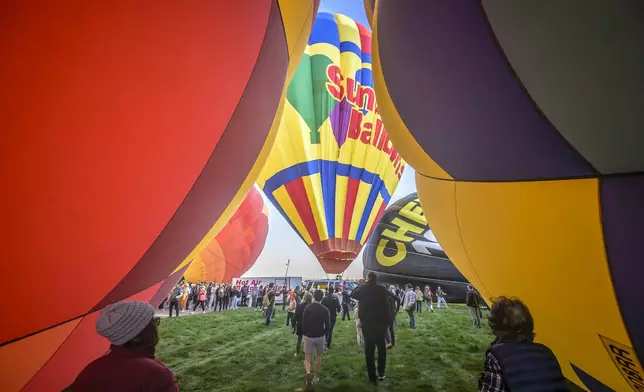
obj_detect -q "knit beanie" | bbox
[96,301,155,346]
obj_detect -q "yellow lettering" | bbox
[376,239,406,267]
[382,217,424,242]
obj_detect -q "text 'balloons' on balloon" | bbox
[0,1,318,391]
[371,1,644,391]
[363,193,468,302]
[257,11,405,275]
[184,187,269,283]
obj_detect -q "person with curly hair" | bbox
[478,297,567,392]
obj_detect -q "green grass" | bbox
[156,305,496,391]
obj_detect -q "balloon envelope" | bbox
[371,1,644,390]
[258,12,405,274]
[363,193,468,302]
[0,2,317,391]
[184,187,269,283]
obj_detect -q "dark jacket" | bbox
[321,295,341,322]
[466,289,479,307]
[351,282,393,329]
[241,286,248,296]
[488,341,568,392]
[74,345,178,392]
[293,302,309,336]
[302,302,330,338]
[387,290,400,317]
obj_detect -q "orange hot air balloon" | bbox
[0,2,318,391]
[184,187,269,283]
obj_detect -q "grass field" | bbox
[156,304,497,391]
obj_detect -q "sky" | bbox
[243,0,412,280]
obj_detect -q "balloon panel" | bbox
[183,187,269,283]
[258,12,405,274]
[1,2,317,391]
[363,193,469,302]
[372,1,644,390]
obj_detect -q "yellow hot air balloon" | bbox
[257,12,405,274]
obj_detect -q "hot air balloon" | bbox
[371,1,643,390]
[257,12,405,274]
[0,2,318,391]
[363,193,468,302]
[184,187,269,283]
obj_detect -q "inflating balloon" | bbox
[184,187,269,283]
[258,12,405,274]
[363,193,468,302]
[0,2,318,391]
[371,1,644,390]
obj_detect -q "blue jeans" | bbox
[406,309,416,329]
[265,305,274,326]
[326,319,336,348]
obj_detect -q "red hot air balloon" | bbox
[0,2,318,391]
[184,187,269,283]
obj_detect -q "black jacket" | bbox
[321,295,341,322]
[351,282,393,329]
[293,302,309,336]
[466,289,479,307]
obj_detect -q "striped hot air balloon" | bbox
[257,12,405,274]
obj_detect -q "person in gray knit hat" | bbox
[74,301,178,392]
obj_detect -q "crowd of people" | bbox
[73,274,569,392]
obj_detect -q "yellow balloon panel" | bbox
[417,175,635,391]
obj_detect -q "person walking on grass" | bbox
[282,286,289,312]
[216,284,224,311]
[403,284,417,329]
[264,283,278,326]
[257,285,264,311]
[436,286,448,308]
[341,286,352,321]
[241,284,248,307]
[415,286,424,313]
[351,272,393,385]
[478,297,567,392]
[321,286,341,350]
[168,284,182,318]
[286,289,297,327]
[74,301,179,392]
[191,284,206,314]
[424,285,435,313]
[179,283,189,312]
[293,292,313,357]
[466,285,481,328]
[251,284,258,308]
[301,289,329,389]
[385,287,400,349]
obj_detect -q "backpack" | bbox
[263,290,271,306]
[171,288,182,301]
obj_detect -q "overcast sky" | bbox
[243,0,414,280]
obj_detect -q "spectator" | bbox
[321,286,341,350]
[415,286,424,313]
[264,283,277,326]
[257,285,264,311]
[403,284,417,329]
[424,285,434,313]
[466,285,481,328]
[478,297,567,392]
[251,284,259,308]
[286,290,297,327]
[168,284,182,318]
[301,289,330,389]
[341,287,352,321]
[191,284,206,314]
[282,286,289,312]
[216,284,225,312]
[74,301,178,392]
[241,284,249,307]
[351,272,393,385]
[224,284,231,310]
[293,292,313,357]
[385,287,400,349]
[180,283,189,311]
[436,286,448,309]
